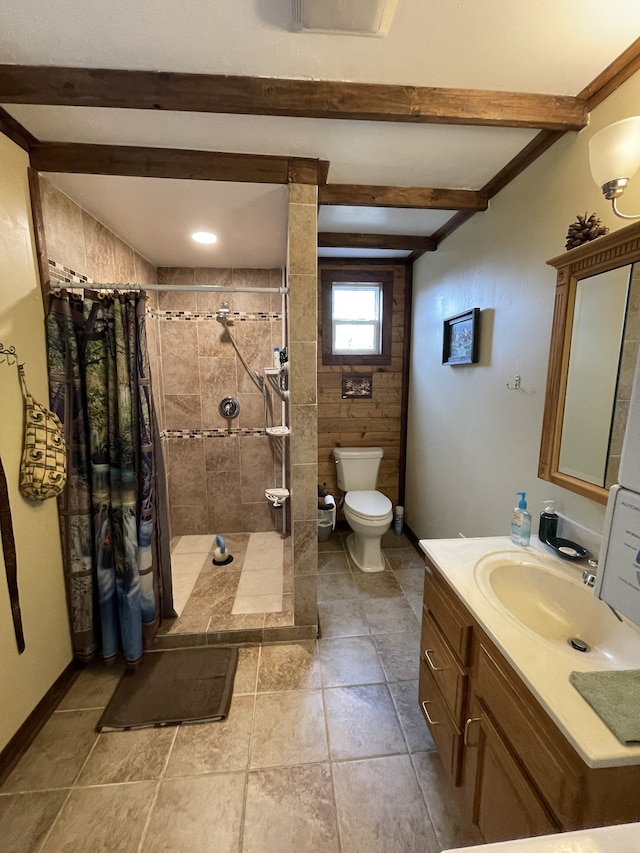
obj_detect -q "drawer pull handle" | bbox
[423,649,445,671]
[421,701,440,726]
[464,716,482,746]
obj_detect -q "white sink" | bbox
[473,553,640,667]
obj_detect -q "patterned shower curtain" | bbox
[47,290,171,666]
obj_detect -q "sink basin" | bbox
[474,553,640,666]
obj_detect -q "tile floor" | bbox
[159,531,293,637]
[0,529,475,853]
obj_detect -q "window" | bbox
[321,270,393,365]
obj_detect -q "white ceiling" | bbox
[2,0,640,268]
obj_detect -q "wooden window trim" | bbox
[321,269,393,366]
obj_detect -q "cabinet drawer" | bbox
[476,645,579,827]
[419,657,463,785]
[423,562,472,665]
[421,609,467,725]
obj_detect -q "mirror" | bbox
[540,220,640,504]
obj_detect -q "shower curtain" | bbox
[47,290,172,666]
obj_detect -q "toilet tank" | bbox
[333,447,384,491]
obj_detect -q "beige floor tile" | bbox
[231,593,282,614]
[236,568,283,596]
[317,552,351,574]
[380,531,413,550]
[318,636,385,687]
[323,684,406,760]
[353,572,404,600]
[172,534,216,554]
[233,645,260,694]
[406,591,424,622]
[317,573,360,602]
[243,763,340,853]
[41,781,156,853]
[0,790,68,853]
[257,641,321,691]
[250,690,328,768]
[412,751,476,849]
[142,773,245,853]
[56,662,125,711]
[384,548,426,571]
[318,533,345,553]
[373,631,421,682]
[333,755,440,853]
[363,597,420,636]
[392,566,426,595]
[388,680,436,753]
[165,694,254,776]
[76,727,176,785]
[242,548,284,570]
[317,599,369,638]
[1,710,100,793]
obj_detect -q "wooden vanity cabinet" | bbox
[420,555,640,844]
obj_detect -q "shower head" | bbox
[216,302,231,323]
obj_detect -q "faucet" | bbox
[582,558,598,587]
[582,560,624,621]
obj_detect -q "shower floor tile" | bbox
[163,532,289,633]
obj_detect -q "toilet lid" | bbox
[345,490,392,519]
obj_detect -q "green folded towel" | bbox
[570,670,640,745]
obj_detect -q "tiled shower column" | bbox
[288,183,319,634]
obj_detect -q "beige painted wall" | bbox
[406,69,640,545]
[0,134,71,751]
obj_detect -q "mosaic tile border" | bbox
[156,310,282,322]
[48,263,282,322]
[49,260,95,287]
[162,428,269,439]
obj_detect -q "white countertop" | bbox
[442,822,640,852]
[418,535,640,768]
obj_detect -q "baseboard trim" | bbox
[0,660,79,785]
[403,523,421,554]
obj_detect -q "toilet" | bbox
[333,447,393,573]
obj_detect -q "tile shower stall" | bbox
[146,267,289,537]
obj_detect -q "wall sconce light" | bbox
[589,116,640,219]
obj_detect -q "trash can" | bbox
[318,494,336,542]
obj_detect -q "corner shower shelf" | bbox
[266,426,290,436]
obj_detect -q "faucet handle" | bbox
[582,569,596,587]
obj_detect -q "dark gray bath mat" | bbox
[96,646,238,731]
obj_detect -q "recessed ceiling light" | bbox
[191,231,217,244]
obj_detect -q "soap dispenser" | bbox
[511,492,532,546]
[539,500,558,544]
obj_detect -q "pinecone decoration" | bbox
[565,212,609,250]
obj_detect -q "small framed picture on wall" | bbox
[442,308,480,365]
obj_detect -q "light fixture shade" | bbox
[589,116,640,189]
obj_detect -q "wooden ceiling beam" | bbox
[319,184,487,211]
[318,232,437,251]
[0,106,38,152]
[0,65,587,131]
[29,142,329,185]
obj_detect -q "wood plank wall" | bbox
[317,261,409,514]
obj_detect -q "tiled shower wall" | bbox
[150,267,287,536]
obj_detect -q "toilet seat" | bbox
[345,490,392,520]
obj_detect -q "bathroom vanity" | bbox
[418,536,640,845]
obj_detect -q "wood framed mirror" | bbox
[539,219,640,504]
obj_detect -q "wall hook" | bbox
[506,375,521,391]
[0,344,18,365]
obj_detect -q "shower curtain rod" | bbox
[50,283,289,295]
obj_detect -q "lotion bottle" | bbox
[511,492,531,546]
[539,500,558,544]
